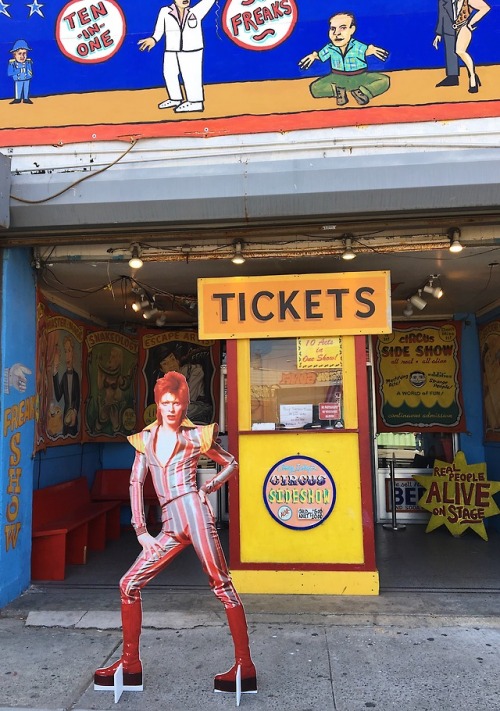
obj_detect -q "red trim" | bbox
[237,428,358,435]
[226,339,241,569]
[228,336,377,575]
[354,335,377,571]
[232,562,373,571]
[2,100,500,147]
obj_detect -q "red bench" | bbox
[91,468,159,507]
[32,477,121,581]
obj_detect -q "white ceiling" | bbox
[36,238,500,328]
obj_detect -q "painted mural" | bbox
[83,329,138,441]
[139,329,219,427]
[35,300,85,447]
[478,319,500,442]
[0,0,499,145]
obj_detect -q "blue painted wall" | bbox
[455,315,486,465]
[1,0,499,99]
[0,248,36,608]
[33,442,103,490]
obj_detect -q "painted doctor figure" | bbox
[138,0,217,113]
[94,371,257,695]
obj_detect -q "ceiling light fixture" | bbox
[341,236,356,261]
[403,300,414,317]
[128,243,144,269]
[143,307,159,320]
[231,240,245,265]
[449,229,463,254]
[409,289,427,311]
[423,274,444,299]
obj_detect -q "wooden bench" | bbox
[91,468,159,507]
[32,477,121,581]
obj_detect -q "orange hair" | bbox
[154,371,190,422]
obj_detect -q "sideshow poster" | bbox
[35,299,84,447]
[374,321,466,433]
[478,319,500,442]
[1,1,500,146]
[140,330,219,427]
[83,329,138,440]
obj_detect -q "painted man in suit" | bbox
[138,0,217,113]
[433,0,460,86]
[52,335,80,436]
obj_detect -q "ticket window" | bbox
[249,338,344,431]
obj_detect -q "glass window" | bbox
[376,431,454,468]
[250,338,344,430]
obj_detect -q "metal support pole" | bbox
[383,452,406,531]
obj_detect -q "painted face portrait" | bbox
[409,371,426,388]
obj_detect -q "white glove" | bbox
[5,363,32,393]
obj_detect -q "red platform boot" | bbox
[94,599,143,690]
[214,604,257,694]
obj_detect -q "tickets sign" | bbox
[198,271,391,339]
[263,455,336,530]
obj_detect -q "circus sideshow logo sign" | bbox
[263,455,336,530]
[223,0,297,50]
[56,0,126,63]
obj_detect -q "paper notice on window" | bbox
[279,404,313,429]
[297,337,343,369]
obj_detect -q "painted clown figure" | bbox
[8,40,33,104]
[94,371,257,695]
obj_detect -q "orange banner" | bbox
[198,272,391,339]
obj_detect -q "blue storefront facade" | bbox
[1,0,500,607]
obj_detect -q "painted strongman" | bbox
[94,371,257,695]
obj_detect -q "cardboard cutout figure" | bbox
[94,371,257,696]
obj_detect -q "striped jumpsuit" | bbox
[120,419,242,609]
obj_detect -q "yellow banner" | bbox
[374,322,465,431]
[198,271,391,339]
[297,337,342,369]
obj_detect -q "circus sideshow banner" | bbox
[35,299,85,448]
[139,329,220,427]
[479,319,500,442]
[83,330,138,441]
[373,322,466,433]
[1,0,500,146]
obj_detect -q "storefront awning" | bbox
[7,147,500,233]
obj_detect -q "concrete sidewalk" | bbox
[1,588,500,711]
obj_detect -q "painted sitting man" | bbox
[94,371,257,695]
[299,12,389,107]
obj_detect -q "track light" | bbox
[341,236,356,261]
[403,300,414,317]
[410,290,427,311]
[449,229,463,253]
[128,243,143,269]
[231,240,245,265]
[143,307,159,319]
[423,275,443,299]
